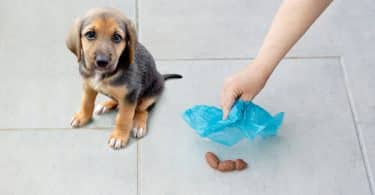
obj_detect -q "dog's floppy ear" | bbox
[66,18,83,62]
[123,19,137,65]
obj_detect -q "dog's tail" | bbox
[163,74,183,80]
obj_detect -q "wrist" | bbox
[245,60,273,80]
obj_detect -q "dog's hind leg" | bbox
[132,97,156,138]
[95,99,118,115]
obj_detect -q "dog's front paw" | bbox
[132,113,148,138]
[108,130,130,150]
[70,112,92,128]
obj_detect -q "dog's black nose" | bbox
[96,55,109,68]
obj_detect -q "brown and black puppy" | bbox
[66,8,181,150]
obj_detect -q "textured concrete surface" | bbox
[141,59,371,195]
[0,0,374,194]
[0,129,137,195]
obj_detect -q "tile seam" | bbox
[340,56,374,195]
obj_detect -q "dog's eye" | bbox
[85,31,96,40]
[112,33,122,43]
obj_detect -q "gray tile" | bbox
[139,59,371,195]
[342,54,375,190]
[0,0,135,75]
[331,0,375,189]
[139,0,375,59]
[0,129,137,195]
[337,2,375,185]
[291,0,375,57]
[338,1,375,124]
[138,0,340,59]
[343,56,375,126]
[0,71,119,128]
[0,0,136,128]
[359,122,375,186]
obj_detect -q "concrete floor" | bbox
[0,0,374,194]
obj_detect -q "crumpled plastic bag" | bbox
[182,100,284,146]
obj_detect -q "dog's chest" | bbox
[88,74,105,91]
[87,74,113,98]
[87,74,127,100]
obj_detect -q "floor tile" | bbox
[1,0,374,193]
[358,122,375,188]
[336,1,375,184]
[343,55,375,125]
[139,58,371,195]
[0,0,136,75]
[0,129,137,195]
[342,54,375,191]
[139,0,347,59]
[0,71,119,129]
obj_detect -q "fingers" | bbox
[222,100,234,120]
[220,87,237,120]
[221,86,256,120]
[239,93,254,101]
[221,92,254,120]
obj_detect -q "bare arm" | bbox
[253,0,333,75]
[221,0,333,119]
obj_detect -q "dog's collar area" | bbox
[101,68,119,79]
[79,61,119,80]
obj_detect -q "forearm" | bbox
[251,0,333,76]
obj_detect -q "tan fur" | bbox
[109,101,137,146]
[68,8,155,149]
[71,83,98,127]
[66,18,83,61]
[66,8,137,69]
[85,77,137,147]
[81,17,126,70]
[99,99,118,110]
[85,77,127,100]
[136,97,156,111]
[133,97,156,131]
[87,8,138,64]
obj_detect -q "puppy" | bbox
[66,8,181,150]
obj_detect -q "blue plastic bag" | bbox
[182,100,284,146]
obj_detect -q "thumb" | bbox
[221,92,236,120]
[239,93,254,101]
[222,107,229,121]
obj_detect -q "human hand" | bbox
[220,63,270,120]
